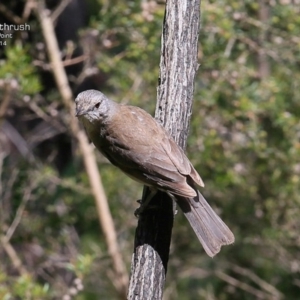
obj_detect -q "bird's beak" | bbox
[75,107,86,117]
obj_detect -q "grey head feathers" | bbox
[75,89,118,124]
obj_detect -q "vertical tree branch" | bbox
[128,0,201,299]
[35,1,128,297]
[156,0,200,149]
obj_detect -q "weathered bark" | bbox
[156,1,201,149]
[128,0,201,299]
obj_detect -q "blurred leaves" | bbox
[0,44,42,94]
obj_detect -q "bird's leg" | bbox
[167,192,178,215]
[135,187,158,216]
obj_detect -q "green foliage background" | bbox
[0,0,299,299]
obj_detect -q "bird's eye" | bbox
[95,103,100,109]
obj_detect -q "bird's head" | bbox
[75,90,111,124]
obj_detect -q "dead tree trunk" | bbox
[128,0,201,299]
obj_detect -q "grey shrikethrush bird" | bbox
[75,89,234,257]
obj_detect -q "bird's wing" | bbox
[103,105,203,196]
[162,134,204,187]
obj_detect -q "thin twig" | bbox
[35,1,128,297]
[61,55,87,67]
[5,183,34,242]
[0,3,23,24]
[237,35,279,61]
[2,169,19,212]
[0,235,29,275]
[51,0,71,23]
[231,264,282,299]
[215,270,268,299]
[0,80,16,126]
[26,97,64,132]
[0,153,5,208]
[22,0,35,22]
[33,55,87,70]
[1,120,34,161]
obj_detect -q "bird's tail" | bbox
[176,190,234,257]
